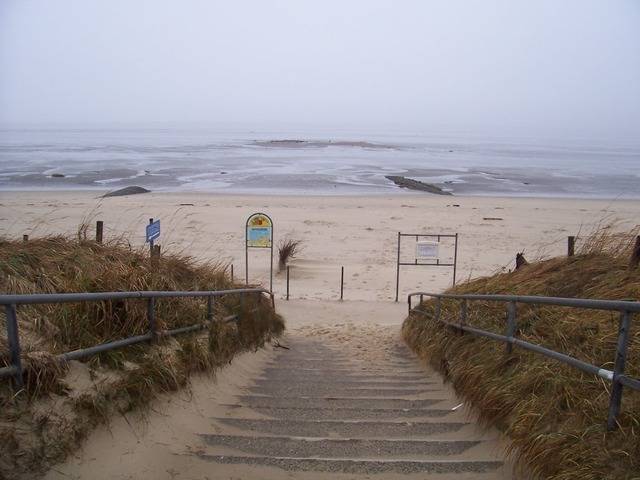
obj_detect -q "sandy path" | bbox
[44,299,519,479]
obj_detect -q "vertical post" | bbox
[452,233,459,286]
[434,297,442,322]
[269,228,274,293]
[505,301,517,354]
[286,266,290,301]
[5,304,23,388]
[395,232,401,302]
[245,237,249,286]
[148,218,154,257]
[420,294,424,304]
[459,299,467,330]
[568,236,575,257]
[230,264,234,283]
[22,234,29,242]
[630,236,640,268]
[207,296,214,322]
[96,221,104,243]
[147,297,157,339]
[607,310,632,431]
[340,266,344,301]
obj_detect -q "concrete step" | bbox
[252,378,435,388]
[247,385,437,397]
[212,418,468,438]
[259,370,430,382]
[227,405,453,420]
[236,395,447,410]
[195,454,503,475]
[200,434,480,458]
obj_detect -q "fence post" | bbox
[505,301,517,354]
[96,221,104,243]
[286,266,290,301]
[607,310,632,431]
[207,296,214,321]
[340,266,344,301]
[230,264,234,282]
[147,297,157,339]
[435,297,441,322]
[22,234,29,242]
[5,304,24,388]
[568,236,575,257]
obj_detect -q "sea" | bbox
[0,126,638,198]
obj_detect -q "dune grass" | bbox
[0,234,284,478]
[403,229,640,479]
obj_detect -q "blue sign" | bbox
[146,220,160,243]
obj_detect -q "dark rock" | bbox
[50,173,65,178]
[385,176,452,196]
[102,186,151,198]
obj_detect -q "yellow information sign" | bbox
[246,213,273,248]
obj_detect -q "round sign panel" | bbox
[246,213,273,248]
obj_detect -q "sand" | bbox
[2,191,638,304]
[3,190,638,479]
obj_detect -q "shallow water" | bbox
[0,126,638,198]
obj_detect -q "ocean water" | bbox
[0,126,638,198]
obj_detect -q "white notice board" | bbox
[416,241,439,260]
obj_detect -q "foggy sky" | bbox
[1,0,639,139]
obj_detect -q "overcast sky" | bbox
[1,0,638,139]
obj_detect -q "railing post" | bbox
[5,304,24,388]
[147,297,157,339]
[505,301,517,354]
[607,310,632,430]
[22,234,29,242]
[206,295,214,321]
[435,297,441,322]
[459,299,467,332]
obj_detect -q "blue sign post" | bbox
[146,218,160,256]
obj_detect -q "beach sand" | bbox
[2,191,638,303]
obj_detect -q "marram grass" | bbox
[0,234,284,479]
[403,229,640,479]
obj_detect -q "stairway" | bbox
[195,334,515,479]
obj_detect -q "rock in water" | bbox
[385,176,452,195]
[102,186,150,198]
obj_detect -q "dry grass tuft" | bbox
[277,237,303,271]
[403,228,640,479]
[0,233,284,478]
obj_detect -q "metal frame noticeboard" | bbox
[395,232,458,302]
[245,213,274,292]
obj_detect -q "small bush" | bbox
[277,237,303,271]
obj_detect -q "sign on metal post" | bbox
[395,232,458,302]
[245,213,274,292]
[146,220,160,243]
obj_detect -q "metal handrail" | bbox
[407,291,638,431]
[1,288,275,389]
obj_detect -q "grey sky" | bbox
[1,0,639,138]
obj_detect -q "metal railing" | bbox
[1,288,275,389]
[407,292,639,431]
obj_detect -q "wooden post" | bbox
[630,236,640,268]
[568,236,575,257]
[96,221,104,243]
[230,264,234,282]
[22,234,28,242]
[340,266,344,301]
